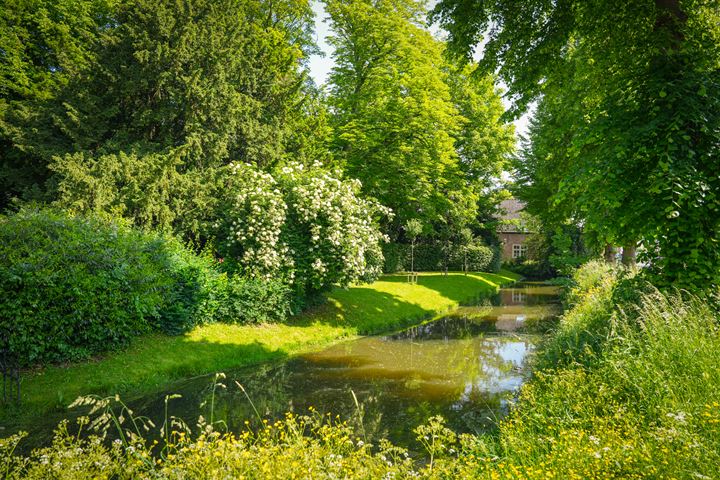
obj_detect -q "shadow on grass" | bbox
[290,273,507,334]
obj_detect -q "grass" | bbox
[7,264,718,478]
[2,270,519,429]
[474,262,720,479]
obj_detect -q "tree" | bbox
[325,0,477,238]
[2,0,324,214]
[42,0,330,244]
[53,0,316,170]
[446,63,515,189]
[0,0,115,206]
[434,0,720,289]
[403,218,422,273]
[458,227,473,274]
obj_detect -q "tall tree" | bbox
[0,0,115,206]
[53,0,316,170]
[41,0,327,240]
[434,0,720,289]
[447,63,514,188]
[325,0,477,238]
[447,62,515,241]
[1,0,323,215]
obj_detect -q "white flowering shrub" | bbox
[221,162,389,304]
[222,163,289,278]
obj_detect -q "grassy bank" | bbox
[4,263,719,479]
[1,271,518,428]
[6,263,719,479]
[474,262,720,478]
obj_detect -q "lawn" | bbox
[2,270,519,428]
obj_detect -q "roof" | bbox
[496,199,530,233]
[497,199,525,222]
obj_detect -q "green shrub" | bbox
[220,162,388,306]
[447,242,494,272]
[502,258,554,279]
[382,241,499,273]
[0,208,244,366]
[381,242,407,273]
[0,208,300,366]
[215,275,292,324]
[151,245,227,335]
[489,245,502,273]
[0,208,175,366]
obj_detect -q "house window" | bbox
[512,244,527,259]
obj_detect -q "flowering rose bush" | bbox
[220,162,389,305]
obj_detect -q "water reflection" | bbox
[22,281,561,450]
[124,282,561,447]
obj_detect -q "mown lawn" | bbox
[2,270,519,428]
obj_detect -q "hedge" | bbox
[382,241,499,273]
[0,208,290,367]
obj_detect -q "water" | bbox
[19,281,561,450]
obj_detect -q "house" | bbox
[496,198,532,261]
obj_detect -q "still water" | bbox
[129,281,560,447]
[22,281,560,450]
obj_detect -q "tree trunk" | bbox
[410,241,415,274]
[604,244,616,264]
[622,242,637,267]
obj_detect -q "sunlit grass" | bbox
[4,270,519,427]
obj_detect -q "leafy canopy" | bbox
[325,0,513,240]
[434,0,720,289]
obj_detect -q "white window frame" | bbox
[512,244,528,259]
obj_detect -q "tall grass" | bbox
[485,263,720,479]
[536,260,621,369]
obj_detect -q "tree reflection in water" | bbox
[52,282,560,450]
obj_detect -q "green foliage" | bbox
[0,0,115,205]
[382,241,497,273]
[514,224,594,279]
[410,244,447,272]
[502,259,552,280]
[435,0,720,291]
[325,0,512,238]
[381,242,408,273]
[1,0,322,208]
[454,243,494,272]
[535,261,621,369]
[150,244,226,335]
[51,151,215,239]
[220,162,389,305]
[403,219,422,241]
[215,275,292,325]
[446,63,515,185]
[0,208,196,366]
[489,244,503,274]
[0,207,297,367]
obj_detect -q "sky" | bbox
[305,1,532,139]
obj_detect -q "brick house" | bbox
[496,198,532,261]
